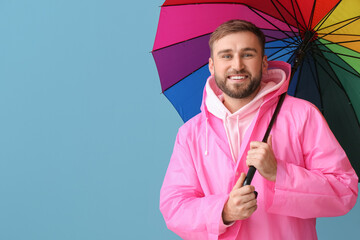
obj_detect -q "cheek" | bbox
[216,63,230,73]
[251,61,265,74]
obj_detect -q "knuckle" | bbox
[247,185,255,192]
[234,199,241,206]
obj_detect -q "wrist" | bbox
[222,204,234,225]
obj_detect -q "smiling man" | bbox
[160,20,358,240]
[209,29,267,113]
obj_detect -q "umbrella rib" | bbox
[317,17,360,40]
[320,40,360,47]
[248,6,299,43]
[307,0,317,30]
[292,0,307,31]
[313,46,360,60]
[305,53,324,108]
[314,40,360,75]
[269,0,303,43]
[152,33,212,52]
[265,37,296,45]
[289,0,305,36]
[267,41,297,59]
[312,54,345,89]
[312,53,360,127]
[317,15,360,32]
[293,55,305,96]
[161,2,248,7]
[263,30,299,44]
[161,63,209,93]
[305,0,322,43]
[266,45,296,49]
[312,51,360,78]
[268,48,297,61]
[313,1,342,32]
[316,49,360,59]
[319,16,360,37]
[315,38,360,57]
[308,52,325,113]
[271,0,303,30]
[318,33,360,37]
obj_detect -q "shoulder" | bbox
[176,112,206,144]
[277,95,327,130]
[281,95,323,117]
[283,95,319,109]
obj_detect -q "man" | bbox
[160,20,358,240]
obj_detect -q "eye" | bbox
[222,54,232,59]
[243,53,254,58]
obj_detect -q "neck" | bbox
[223,87,260,113]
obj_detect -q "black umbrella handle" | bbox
[242,93,286,188]
[243,166,256,186]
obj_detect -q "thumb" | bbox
[233,172,246,190]
[267,135,273,149]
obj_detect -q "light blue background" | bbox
[0,1,358,239]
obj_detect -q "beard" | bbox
[214,70,262,99]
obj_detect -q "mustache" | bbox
[227,70,250,76]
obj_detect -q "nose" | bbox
[232,55,244,71]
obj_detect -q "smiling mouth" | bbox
[228,75,248,80]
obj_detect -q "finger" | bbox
[245,198,257,208]
[247,202,258,215]
[247,150,265,160]
[239,204,258,220]
[233,172,246,190]
[267,135,273,149]
[249,141,260,149]
[239,190,257,203]
[246,152,263,167]
[249,141,266,149]
[230,191,257,211]
[240,198,258,212]
[246,158,254,168]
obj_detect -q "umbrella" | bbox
[152,0,360,179]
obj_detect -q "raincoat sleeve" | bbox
[267,104,358,218]
[160,129,230,240]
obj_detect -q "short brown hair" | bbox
[209,20,266,57]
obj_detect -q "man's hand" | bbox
[246,135,277,182]
[222,173,257,224]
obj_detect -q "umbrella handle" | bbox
[242,93,287,188]
[243,166,258,199]
[243,166,256,186]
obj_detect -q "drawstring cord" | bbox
[205,117,209,156]
[237,115,240,161]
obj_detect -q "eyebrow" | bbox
[216,47,258,56]
[215,49,231,56]
[242,48,258,53]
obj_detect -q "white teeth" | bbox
[230,76,246,80]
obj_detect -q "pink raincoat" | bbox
[160,61,358,240]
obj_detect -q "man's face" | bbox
[209,31,268,99]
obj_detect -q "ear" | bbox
[209,57,215,76]
[262,55,268,74]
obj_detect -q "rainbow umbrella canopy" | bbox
[152,0,360,178]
